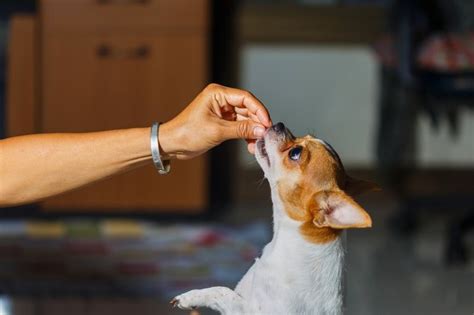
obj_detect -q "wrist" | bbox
[158,121,180,160]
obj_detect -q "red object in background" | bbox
[195,231,223,247]
[418,33,474,72]
[374,32,474,72]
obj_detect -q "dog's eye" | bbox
[288,146,302,161]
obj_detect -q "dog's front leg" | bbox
[171,286,247,315]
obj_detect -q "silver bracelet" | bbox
[150,122,171,175]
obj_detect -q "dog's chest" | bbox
[236,233,344,315]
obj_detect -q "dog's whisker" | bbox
[307,128,317,138]
[256,176,267,188]
[246,159,258,166]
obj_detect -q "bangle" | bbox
[150,122,171,175]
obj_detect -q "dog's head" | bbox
[255,122,378,243]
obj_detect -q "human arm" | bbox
[0,84,271,207]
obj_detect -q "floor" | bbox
[345,195,474,315]
[1,192,473,315]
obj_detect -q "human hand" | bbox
[159,83,272,160]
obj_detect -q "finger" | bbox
[220,119,266,140]
[235,108,265,124]
[247,141,256,154]
[246,138,256,145]
[210,99,223,118]
[234,107,248,116]
[236,113,260,124]
[234,108,260,124]
[249,113,260,123]
[215,85,272,127]
[236,113,247,121]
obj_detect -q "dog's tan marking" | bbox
[277,136,373,244]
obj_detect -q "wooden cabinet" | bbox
[42,34,207,132]
[7,1,210,213]
[6,15,37,137]
[41,0,208,33]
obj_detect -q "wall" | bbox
[239,44,474,169]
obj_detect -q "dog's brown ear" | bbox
[344,176,381,197]
[312,190,372,229]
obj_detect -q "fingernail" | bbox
[253,126,265,137]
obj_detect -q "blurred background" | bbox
[0,0,473,314]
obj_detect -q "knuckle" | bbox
[206,83,220,92]
[242,88,255,98]
[241,90,252,98]
[213,92,224,107]
[237,122,250,138]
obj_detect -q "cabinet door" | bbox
[42,0,208,33]
[6,15,37,137]
[41,34,208,212]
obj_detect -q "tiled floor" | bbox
[1,193,473,315]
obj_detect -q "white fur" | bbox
[172,131,345,315]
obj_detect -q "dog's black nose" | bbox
[272,122,285,133]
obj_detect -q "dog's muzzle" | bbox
[268,122,295,141]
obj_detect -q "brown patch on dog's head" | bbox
[257,123,377,244]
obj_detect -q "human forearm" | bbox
[0,84,272,208]
[0,128,151,206]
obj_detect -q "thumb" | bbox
[221,120,266,140]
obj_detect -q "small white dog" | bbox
[172,123,377,315]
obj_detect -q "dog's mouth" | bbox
[256,138,270,167]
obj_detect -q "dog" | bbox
[171,122,378,315]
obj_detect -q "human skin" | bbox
[0,84,272,207]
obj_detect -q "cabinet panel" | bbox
[42,0,208,34]
[6,15,38,137]
[41,34,209,211]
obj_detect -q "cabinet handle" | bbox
[96,44,151,59]
[96,0,150,5]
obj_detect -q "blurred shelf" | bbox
[238,4,386,44]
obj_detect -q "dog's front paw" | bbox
[170,291,198,310]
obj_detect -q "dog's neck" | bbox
[265,189,344,313]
